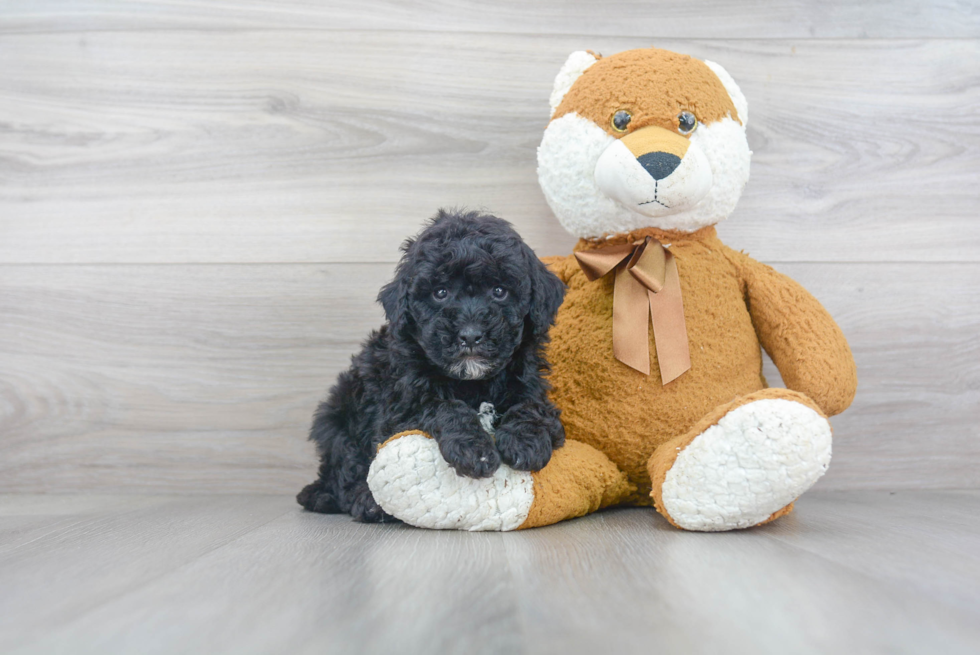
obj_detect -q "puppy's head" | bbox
[378,209,565,380]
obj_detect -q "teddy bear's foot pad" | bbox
[661,398,832,532]
[366,432,534,531]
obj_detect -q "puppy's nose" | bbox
[458,326,484,348]
[638,151,681,180]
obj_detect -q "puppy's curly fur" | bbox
[297,209,567,522]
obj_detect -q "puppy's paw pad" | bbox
[367,433,534,531]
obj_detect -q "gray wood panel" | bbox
[2,262,977,494]
[0,263,383,494]
[764,490,980,612]
[0,494,173,556]
[2,492,979,654]
[0,495,291,652]
[502,494,980,655]
[1,4,977,496]
[1,33,977,264]
[2,1,977,37]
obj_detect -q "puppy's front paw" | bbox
[495,402,563,471]
[439,434,501,478]
[495,420,554,471]
[297,480,340,514]
[350,483,396,524]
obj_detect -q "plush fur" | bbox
[366,47,857,533]
[297,209,566,522]
[538,50,751,237]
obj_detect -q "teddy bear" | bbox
[365,47,858,532]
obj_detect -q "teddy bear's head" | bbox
[537,48,751,238]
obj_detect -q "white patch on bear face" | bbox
[679,118,752,230]
[537,113,751,238]
[538,114,629,239]
[594,137,713,218]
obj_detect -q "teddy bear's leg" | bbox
[647,389,832,532]
[366,431,633,531]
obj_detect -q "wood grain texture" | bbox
[763,490,980,613]
[503,494,980,654]
[1,33,978,264]
[2,1,978,37]
[1,4,977,496]
[2,262,977,494]
[0,494,171,556]
[0,263,387,494]
[2,492,979,654]
[0,495,291,652]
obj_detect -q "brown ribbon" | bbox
[574,237,691,384]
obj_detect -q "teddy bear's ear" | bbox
[549,51,599,117]
[703,60,749,126]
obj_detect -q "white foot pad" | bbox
[662,399,832,532]
[366,433,534,531]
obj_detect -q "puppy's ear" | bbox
[524,246,566,339]
[378,238,415,336]
[377,275,408,333]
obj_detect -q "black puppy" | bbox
[297,209,566,522]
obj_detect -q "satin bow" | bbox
[574,237,691,383]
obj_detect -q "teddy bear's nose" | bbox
[637,151,682,180]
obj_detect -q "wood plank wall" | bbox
[2,2,978,493]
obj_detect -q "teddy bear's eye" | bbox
[611,110,632,133]
[677,111,698,135]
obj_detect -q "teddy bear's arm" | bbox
[734,252,858,417]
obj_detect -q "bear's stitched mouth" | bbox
[638,180,670,208]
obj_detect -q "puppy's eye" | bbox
[491,286,508,300]
[677,111,697,135]
[611,110,632,133]
[432,288,448,301]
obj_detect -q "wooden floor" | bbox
[1,491,978,654]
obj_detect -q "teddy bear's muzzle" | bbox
[594,125,713,218]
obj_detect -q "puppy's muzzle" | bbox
[594,125,712,217]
